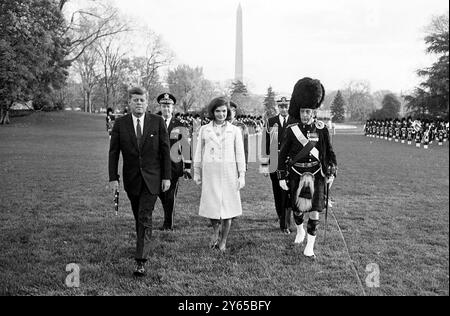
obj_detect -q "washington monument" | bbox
[235,4,243,83]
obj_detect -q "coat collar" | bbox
[204,121,232,144]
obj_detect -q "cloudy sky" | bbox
[111,0,448,95]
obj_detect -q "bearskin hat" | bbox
[288,77,325,120]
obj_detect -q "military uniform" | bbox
[264,97,297,233]
[388,120,394,141]
[157,93,191,230]
[278,120,337,217]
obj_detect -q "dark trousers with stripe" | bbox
[270,172,291,229]
[127,182,158,262]
[158,177,179,229]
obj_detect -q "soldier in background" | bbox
[106,107,115,139]
[394,119,400,142]
[230,101,249,168]
[400,118,407,144]
[407,117,413,145]
[388,119,394,141]
[263,96,297,234]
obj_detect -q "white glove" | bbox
[193,172,201,185]
[279,180,289,191]
[326,175,335,185]
[238,176,245,190]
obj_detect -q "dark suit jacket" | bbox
[109,113,171,195]
[265,115,298,158]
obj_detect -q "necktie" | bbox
[136,118,142,148]
[282,116,286,128]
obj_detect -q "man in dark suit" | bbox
[109,87,171,277]
[264,97,297,234]
[157,93,191,231]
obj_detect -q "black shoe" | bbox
[282,228,291,235]
[133,262,146,277]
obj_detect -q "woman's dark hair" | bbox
[106,107,114,115]
[207,97,232,121]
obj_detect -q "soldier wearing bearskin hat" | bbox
[277,78,337,259]
[388,119,394,141]
[394,119,400,142]
[400,118,407,144]
[406,116,413,145]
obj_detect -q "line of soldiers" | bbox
[364,117,449,148]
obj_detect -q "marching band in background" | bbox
[364,117,449,148]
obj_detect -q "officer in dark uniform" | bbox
[278,78,337,259]
[263,96,297,234]
[157,93,191,230]
[229,101,249,167]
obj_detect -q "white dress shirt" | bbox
[132,113,145,136]
[163,116,172,128]
[279,114,289,127]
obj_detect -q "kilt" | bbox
[289,170,325,214]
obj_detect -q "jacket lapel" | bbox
[205,122,221,145]
[126,114,139,151]
[140,114,152,150]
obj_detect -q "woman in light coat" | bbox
[193,97,246,252]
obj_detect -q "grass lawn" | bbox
[0,112,448,296]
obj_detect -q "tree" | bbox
[372,90,394,109]
[263,86,277,118]
[370,93,401,120]
[0,0,71,124]
[59,1,130,63]
[381,93,401,118]
[405,12,449,118]
[96,37,127,110]
[330,91,346,123]
[74,45,100,112]
[119,30,173,111]
[166,65,215,113]
[342,80,376,121]
[230,80,249,112]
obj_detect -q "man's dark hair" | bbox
[128,87,146,99]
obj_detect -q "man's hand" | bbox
[279,180,289,191]
[193,173,201,185]
[109,180,119,192]
[161,179,171,192]
[183,169,192,179]
[326,175,335,185]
